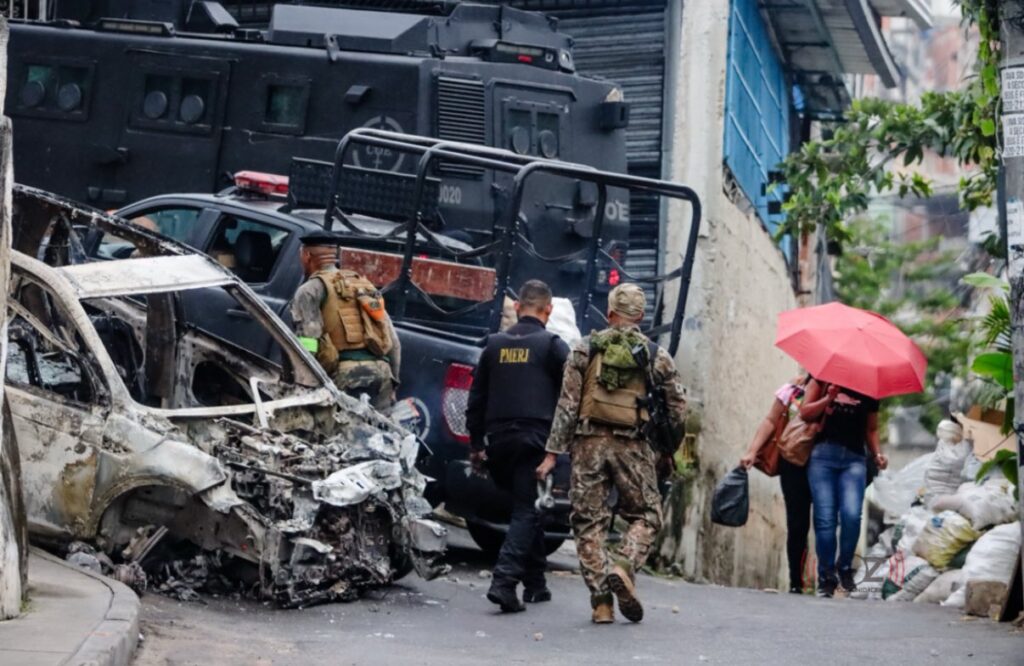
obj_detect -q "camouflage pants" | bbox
[332,360,394,410]
[569,434,662,598]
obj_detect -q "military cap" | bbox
[299,229,339,246]
[608,283,646,320]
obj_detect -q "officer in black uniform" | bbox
[466,280,571,613]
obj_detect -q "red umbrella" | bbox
[775,302,927,399]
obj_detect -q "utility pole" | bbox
[999,0,1024,604]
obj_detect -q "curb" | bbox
[30,547,140,666]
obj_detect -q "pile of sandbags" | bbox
[941,522,1021,617]
[859,419,1021,614]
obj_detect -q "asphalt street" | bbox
[133,529,1023,666]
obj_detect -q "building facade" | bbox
[527,0,927,587]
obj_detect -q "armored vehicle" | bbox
[7,0,633,295]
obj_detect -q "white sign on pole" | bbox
[1002,113,1024,158]
[1002,67,1024,113]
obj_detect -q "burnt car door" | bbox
[5,274,110,539]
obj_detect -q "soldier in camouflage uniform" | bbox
[290,230,400,410]
[536,283,686,624]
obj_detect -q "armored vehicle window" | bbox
[501,100,566,160]
[207,215,288,283]
[7,279,99,404]
[262,83,309,135]
[13,61,94,120]
[132,72,218,134]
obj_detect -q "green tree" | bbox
[776,1,1000,243]
[835,218,971,431]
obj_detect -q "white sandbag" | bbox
[888,561,940,602]
[922,421,971,505]
[548,297,581,345]
[894,505,932,554]
[915,570,965,604]
[929,493,963,514]
[961,454,983,483]
[912,511,981,569]
[954,479,1018,530]
[870,453,932,521]
[883,553,930,600]
[961,522,1021,585]
[886,553,929,587]
[941,586,966,608]
[874,526,897,557]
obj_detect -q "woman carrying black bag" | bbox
[739,375,811,594]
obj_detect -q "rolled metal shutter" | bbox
[533,2,668,300]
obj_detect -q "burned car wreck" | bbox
[8,185,447,606]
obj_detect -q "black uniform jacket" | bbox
[465,316,571,451]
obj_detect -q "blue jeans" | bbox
[807,442,867,582]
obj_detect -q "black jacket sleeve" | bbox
[465,341,491,452]
[548,335,571,382]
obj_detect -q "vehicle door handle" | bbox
[227,308,252,319]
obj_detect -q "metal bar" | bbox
[580,183,608,332]
[500,160,702,356]
[323,129,703,355]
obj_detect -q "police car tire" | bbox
[467,522,565,558]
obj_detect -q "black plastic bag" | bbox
[711,466,749,527]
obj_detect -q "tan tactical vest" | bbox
[579,349,649,429]
[315,269,393,357]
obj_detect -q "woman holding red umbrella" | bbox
[799,380,887,597]
[774,302,925,598]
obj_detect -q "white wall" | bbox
[657,0,799,589]
[0,20,23,620]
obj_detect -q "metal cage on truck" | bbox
[290,128,701,357]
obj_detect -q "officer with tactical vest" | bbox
[536,283,686,624]
[290,230,400,409]
[465,280,570,613]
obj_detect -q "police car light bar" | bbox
[234,171,289,197]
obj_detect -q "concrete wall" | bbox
[655,1,799,590]
[0,19,24,620]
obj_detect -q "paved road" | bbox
[134,529,1021,666]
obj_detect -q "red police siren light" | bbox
[234,171,289,197]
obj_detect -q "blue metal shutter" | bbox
[723,0,789,235]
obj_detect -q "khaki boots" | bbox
[591,593,614,624]
[591,563,645,624]
[607,563,643,623]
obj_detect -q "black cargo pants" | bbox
[485,426,548,592]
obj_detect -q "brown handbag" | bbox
[754,412,785,476]
[778,414,824,467]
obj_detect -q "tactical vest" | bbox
[315,269,393,357]
[483,327,562,426]
[579,341,650,429]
